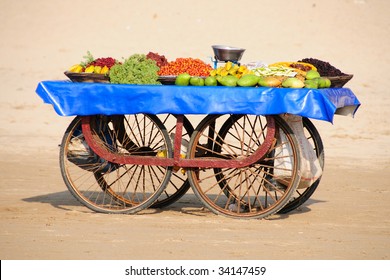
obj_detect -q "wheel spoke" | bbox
[59,115,172,214]
[187,114,301,219]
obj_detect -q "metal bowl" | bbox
[212,45,245,62]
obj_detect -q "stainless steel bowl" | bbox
[212,45,246,62]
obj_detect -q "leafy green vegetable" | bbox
[109,54,161,85]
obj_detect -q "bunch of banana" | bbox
[210,61,253,79]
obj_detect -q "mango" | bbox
[100,65,109,75]
[156,149,167,158]
[84,65,95,73]
[94,66,102,74]
[317,77,331,88]
[220,69,229,77]
[258,76,282,87]
[175,73,191,86]
[304,79,318,89]
[205,76,217,86]
[190,76,205,86]
[237,74,260,87]
[282,77,305,88]
[225,61,233,71]
[305,70,321,80]
[209,69,217,76]
[217,75,238,87]
[69,64,83,73]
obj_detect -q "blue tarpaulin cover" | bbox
[36,80,360,123]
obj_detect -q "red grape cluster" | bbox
[88,57,117,69]
[146,52,168,68]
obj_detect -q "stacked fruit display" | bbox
[210,61,253,78]
[175,61,332,88]
[65,51,349,88]
[158,57,213,77]
[262,61,331,89]
[67,51,118,75]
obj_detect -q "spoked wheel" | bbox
[278,117,324,214]
[150,114,194,208]
[59,114,172,214]
[186,114,301,219]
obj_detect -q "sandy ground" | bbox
[1,0,390,261]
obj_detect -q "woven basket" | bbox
[325,74,353,88]
[64,71,110,83]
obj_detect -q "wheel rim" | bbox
[187,114,301,219]
[278,117,324,213]
[60,115,172,214]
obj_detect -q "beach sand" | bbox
[0,0,389,260]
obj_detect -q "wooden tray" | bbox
[326,74,353,88]
[64,71,110,83]
[158,75,176,85]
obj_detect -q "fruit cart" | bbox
[35,81,360,219]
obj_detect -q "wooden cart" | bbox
[36,81,360,219]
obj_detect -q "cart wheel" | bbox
[59,114,172,214]
[150,114,194,208]
[186,114,301,219]
[278,117,324,214]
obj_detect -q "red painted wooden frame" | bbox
[81,114,276,169]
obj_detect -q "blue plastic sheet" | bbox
[36,80,360,123]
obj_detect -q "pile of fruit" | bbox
[66,51,347,88]
[175,61,332,89]
[158,57,213,76]
[254,61,332,89]
[210,61,252,78]
[66,52,214,85]
[68,51,118,75]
